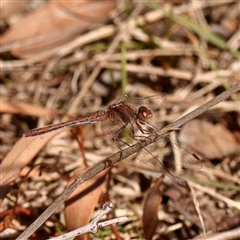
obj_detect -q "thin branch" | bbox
[187,181,240,210]
[16,82,240,240]
[193,226,240,240]
[48,202,128,240]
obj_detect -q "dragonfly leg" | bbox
[135,121,158,137]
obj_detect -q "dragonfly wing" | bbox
[126,94,166,112]
[164,135,203,170]
[135,134,202,176]
[142,94,166,111]
[113,94,129,104]
[135,141,174,178]
[101,113,125,140]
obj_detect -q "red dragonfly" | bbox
[23,94,202,176]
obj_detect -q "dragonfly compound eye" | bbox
[138,106,153,122]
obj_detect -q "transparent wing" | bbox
[135,134,202,177]
[136,140,174,178]
[101,112,126,140]
[124,94,166,112]
[113,94,129,104]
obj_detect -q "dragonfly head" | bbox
[137,106,153,124]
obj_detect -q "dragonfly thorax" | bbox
[107,102,136,123]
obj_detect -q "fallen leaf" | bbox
[1,101,54,116]
[0,131,63,204]
[0,1,28,20]
[65,168,109,240]
[143,176,163,240]
[1,0,115,58]
[179,120,239,159]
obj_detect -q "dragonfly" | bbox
[23,94,202,176]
